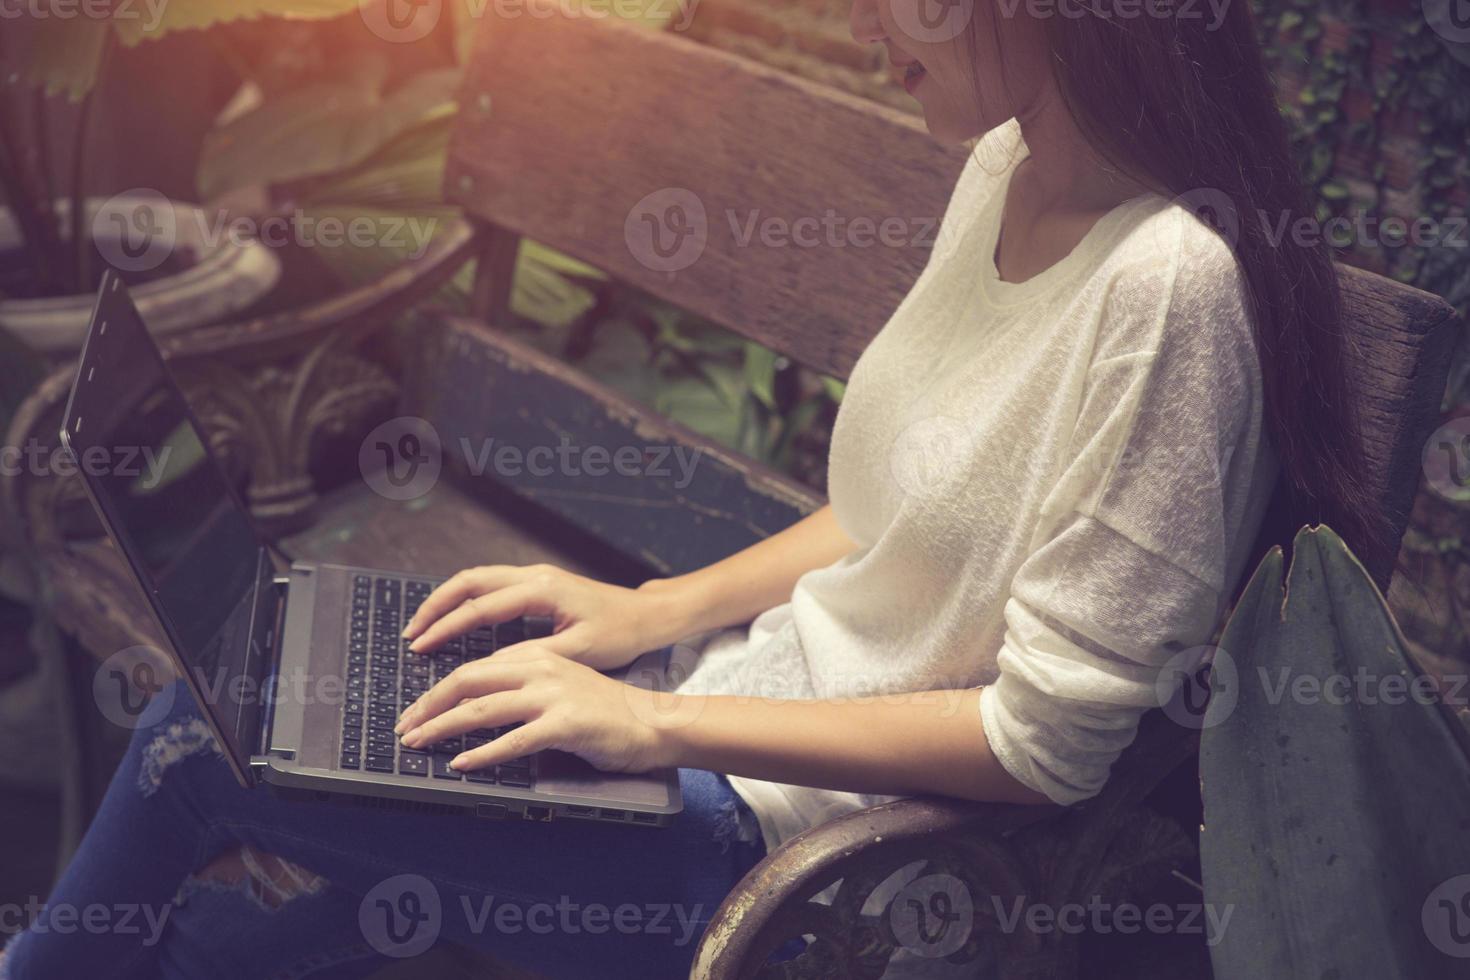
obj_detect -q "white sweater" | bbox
[676,119,1278,851]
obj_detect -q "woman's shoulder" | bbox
[1081,196,1264,399]
[1105,197,1248,305]
[1089,198,1256,362]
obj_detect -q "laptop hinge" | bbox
[251,572,294,766]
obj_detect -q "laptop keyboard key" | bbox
[364,754,395,773]
[431,755,463,780]
[398,752,429,777]
[496,768,532,788]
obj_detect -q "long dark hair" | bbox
[1013,2,1391,570]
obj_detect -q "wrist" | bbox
[636,575,715,645]
[627,686,704,769]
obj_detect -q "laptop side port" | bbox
[630,812,659,825]
[524,805,553,821]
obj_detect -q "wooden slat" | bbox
[445,8,967,379]
[1243,268,1455,590]
[1338,266,1458,535]
[407,316,825,578]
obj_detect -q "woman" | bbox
[3,0,1384,976]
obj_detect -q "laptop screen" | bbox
[62,274,272,779]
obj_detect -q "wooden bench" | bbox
[2,7,1457,977]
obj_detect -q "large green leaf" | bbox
[199,66,461,199]
[113,0,364,45]
[743,343,778,411]
[293,113,601,330]
[1201,526,1470,978]
[18,0,362,100]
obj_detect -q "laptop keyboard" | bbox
[338,574,535,788]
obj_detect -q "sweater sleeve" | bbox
[980,229,1267,804]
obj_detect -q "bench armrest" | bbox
[692,711,1201,979]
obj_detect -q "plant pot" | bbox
[0,192,281,354]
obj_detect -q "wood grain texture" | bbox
[445,8,969,379]
[408,316,824,578]
[1338,265,1457,535]
[1250,267,1457,590]
[695,708,1201,978]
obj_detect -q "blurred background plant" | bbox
[187,0,845,487]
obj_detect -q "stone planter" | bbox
[0,192,281,353]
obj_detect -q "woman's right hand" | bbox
[401,564,696,672]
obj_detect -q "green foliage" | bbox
[1255,0,1470,403]
[187,5,837,474]
[17,0,363,100]
[1201,525,1470,976]
[198,62,461,200]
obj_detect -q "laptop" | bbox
[60,270,682,826]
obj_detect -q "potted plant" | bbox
[0,1,374,353]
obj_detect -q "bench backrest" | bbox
[438,7,1457,583]
[443,8,968,378]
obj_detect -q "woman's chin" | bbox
[919,106,986,147]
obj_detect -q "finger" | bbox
[395,659,528,733]
[450,719,557,772]
[408,582,548,654]
[401,691,536,750]
[404,566,531,640]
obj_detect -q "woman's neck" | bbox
[1011,92,1147,216]
[994,93,1152,284]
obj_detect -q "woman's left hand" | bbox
[394,646,678,774]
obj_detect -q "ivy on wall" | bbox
[1256,0,1470,402]
[1254,0,1470,657]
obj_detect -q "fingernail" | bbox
[401,626,413,639]
[403,728,422,746]
[449,755,467,770]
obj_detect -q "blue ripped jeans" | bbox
[1,683,765,980]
